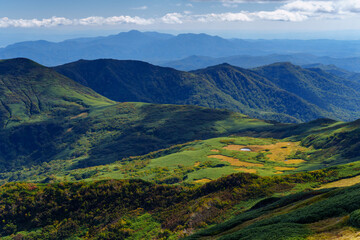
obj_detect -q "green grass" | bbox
[186,183,360,239]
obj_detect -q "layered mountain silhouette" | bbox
[55,59,360,123]
[1,30,360,66]
[161,54,360,72]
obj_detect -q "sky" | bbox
[0,0,359,46]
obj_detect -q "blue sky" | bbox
[0,0,359,46]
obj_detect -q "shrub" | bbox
[349,209,360,228]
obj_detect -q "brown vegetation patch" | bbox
[235,168,257,174]
[70,112,88,120]
[284,159,306,165]
[274,171,284,174]
[208,155,263,167]
[194,162,200,167]
[316,175,360,190]
[274,167,297,171]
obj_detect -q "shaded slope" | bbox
[303,63,360,83]
[192,63,326,122]
[55,59,336,123]
[162,54,360,73]
[253,62,360,121]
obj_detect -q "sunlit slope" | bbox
[0,58,113,128]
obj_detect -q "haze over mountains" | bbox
[2,30,360,69]
[162,54,360,73]
[55,59,360,123]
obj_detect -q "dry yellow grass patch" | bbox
[316,175,360,190]
[65,127,73,133]
[70,112,88,120]
[284,159,306,164]
[194,178,212,184]
[208,155,264,167]
[211,149,220,152]
[223,142,307,162]
[274,171,284,174]
[274,167,297,171]
[235,168,257,174]
[194,162,200,167]
[307,226,360,240]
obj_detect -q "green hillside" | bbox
[0,58,113,128]
[3,117,355,185]
[2,162,360,239]
[55,59,360,123]
[253,62,360,121]
[0,58,273,173]
[192,63,325,123]
[2,58,360,239]
[186,182,360,240]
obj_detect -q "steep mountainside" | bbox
[55,59,360,123]
[0,58,113,128]
[253,62,360,121]
[0,58,272,171]
[191,63,325,122]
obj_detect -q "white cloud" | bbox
[197,12,252,22]
[337,0,360,13]
[191,0,288,3]
[0,17,72,28]
[0,16,154,28]
[1,0,360,28]
[282,1,335,13]
[222,2,238,8]
[76,16,154,25]
[161,13,185,24]
[252,9,308,21]
[132,6,148,10]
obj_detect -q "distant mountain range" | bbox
[1,30,360,67]
[55,59,360,123]
[161,54,360,73]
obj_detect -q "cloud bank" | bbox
[0,0,358,28]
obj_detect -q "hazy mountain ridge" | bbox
[2,30,360,66]
[161,54,360,73]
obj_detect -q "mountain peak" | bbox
[0,58,43,74]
